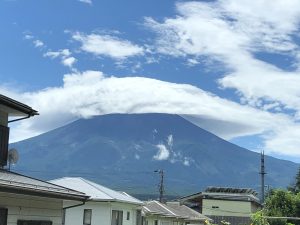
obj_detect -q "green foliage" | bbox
[288,167,300,194]
[265,190,297,217]
[251,210,269,225]
[220,220,230,225]
[263,189,300,225]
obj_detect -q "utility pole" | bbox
[260,150,266,204]
[154,170,164,202]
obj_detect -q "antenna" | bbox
[8,148,19,171]
[259,150,266,204]
[154,169,165,202]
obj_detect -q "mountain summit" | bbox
[11,113,298,196]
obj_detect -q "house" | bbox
[180,187,262,225]
[50,177,144,225]
[0,170,88,225]
[0,94,89,225]
[142,200,211,225]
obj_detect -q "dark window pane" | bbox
[112,210,123,225]
[0,208,7,225]
[17,220,52,225]
[83,209,92,225]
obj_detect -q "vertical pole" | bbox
[159,170,164,203]
[260,150,266,204]
[155,170,165,202]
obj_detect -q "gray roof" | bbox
[50,177,143,205]
[205,186,258,196]
[180,187,260,205]
[0,170,87,201]
[0,94,38,118]
[143,201,211,222]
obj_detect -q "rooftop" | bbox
[180,186,260,204]
[0,170,87,201]
[50,177,143,205]
[0,94,38,118]
[205,186,258,196]
[143,200,211,222]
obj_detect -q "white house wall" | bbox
[202,199,252,217]
[0,192,64,225]
[64,201,140,225]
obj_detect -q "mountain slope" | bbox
[10,113,298,197]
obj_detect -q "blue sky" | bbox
[1,0,300,163]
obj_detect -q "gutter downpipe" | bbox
[8,115,31,123]
[63,200,87,210]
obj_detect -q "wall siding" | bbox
[0,192,63,225]
[202,199,252,217]
[64,201,141,225]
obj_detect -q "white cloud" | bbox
[24,34,34,40]
[72,32,144,60]
[44,49,71,59]
[33,40,44,48]
[145,0,300,157]
[183,157,190,166]
[167,134,173,147]
[146,0,300,112]
[4,70,300,159]
[44,49,77,69]
[62,57,77,68]
[153,144,170,160]
[78,0,92,5]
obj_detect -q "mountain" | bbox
[10,113,298,198]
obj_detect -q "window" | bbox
[111,210,123,225]
[83,209,92,225]
[126,211,130,220]
[136,210,142,225]
[0,208,7,225]
[212,206,219,209]
[17,221,52,225]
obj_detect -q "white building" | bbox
[180,187,262,225]
[50,177,144,225]
[0,170,87,225]
[0,94,88,225]
[143,200,211,225]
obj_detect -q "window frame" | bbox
[83,209,92,225]
[111,210,123,225]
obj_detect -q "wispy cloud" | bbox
[72,32,144,60]
[33,40,44,48]
[78,0,92,5]
[44,49,77,69]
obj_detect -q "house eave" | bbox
[0,94,38,118]
[0,185,88,201]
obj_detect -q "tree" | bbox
[251,210,270,225]
[288,167,300,194]
[264,189,299,225]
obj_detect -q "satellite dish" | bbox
[8,148,19,168]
